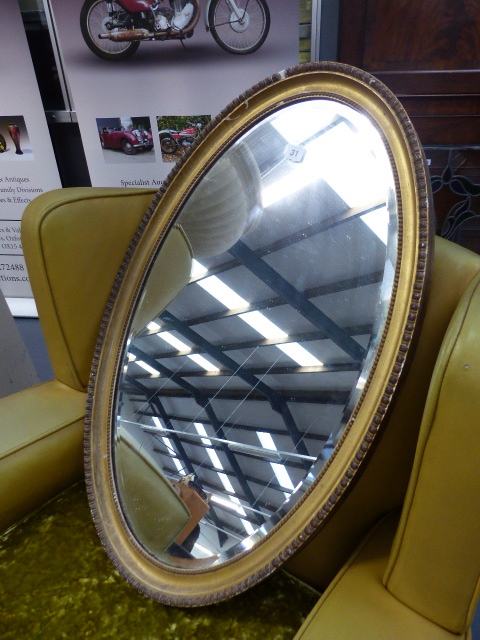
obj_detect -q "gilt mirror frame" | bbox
[85,61,431,606]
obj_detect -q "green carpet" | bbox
[0,483,319,639]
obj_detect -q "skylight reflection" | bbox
[195,423,254,535]
[262,110,392,214]
[360,205,389,245]
[257,431,294,498]
[135,360,160,377]
[150,418,186,475]
[195,422,223,470]
[192,542,212,557]
[161,435,185,474]
[194,268,323,366]
[270,100,338,143]
[198,275,248,309]
[239,310,287,339]
[191,259,208,279]
[187,354,220,372]
[148,323,219,372]
[157,329,191,352]
[277,342,323,367]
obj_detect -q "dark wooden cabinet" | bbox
[338,0,480,250]
[338,0,480,145]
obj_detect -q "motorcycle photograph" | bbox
[80,0,270,60]
[159,120,204,154]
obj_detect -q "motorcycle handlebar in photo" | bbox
[80,0,271,60]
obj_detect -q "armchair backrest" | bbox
[21,187,157,391]
[384,271,480,634]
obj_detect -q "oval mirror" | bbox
[86,62,431,606]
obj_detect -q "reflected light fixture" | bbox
[135,360,160,377]
[257,431,294,498]
[147,322,220,372]
[194,423,255,535]
[192,261,323,367]
[160,434,186,475]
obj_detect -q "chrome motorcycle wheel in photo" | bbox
[208,0,269,54]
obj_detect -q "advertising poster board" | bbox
[0,0,62,314]
[48,0,300,188]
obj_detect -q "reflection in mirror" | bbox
[114,98,397,567]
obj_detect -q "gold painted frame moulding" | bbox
[85,61,432,607]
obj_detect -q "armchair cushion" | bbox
[294,513,468,640]
[0,380,86,532]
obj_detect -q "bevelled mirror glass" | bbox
[86,62,431,606]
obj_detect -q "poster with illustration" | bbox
[48,0,299,187]
[0,0,62,311]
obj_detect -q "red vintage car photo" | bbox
[99,126,154,155]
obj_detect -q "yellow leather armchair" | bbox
[0,187,156,532]
[294,272,480,639]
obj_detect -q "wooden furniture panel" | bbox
[338,0,480,146]
[338,0,480,250]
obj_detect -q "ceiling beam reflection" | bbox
[229,240,365,362]
[123,385,351,406]
[156,314,313,468]
[125,366,265,526]
[145,327,371,361]
[139,411,329,443]
[183,273,382,330]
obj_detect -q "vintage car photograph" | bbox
[96,116,154,158]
